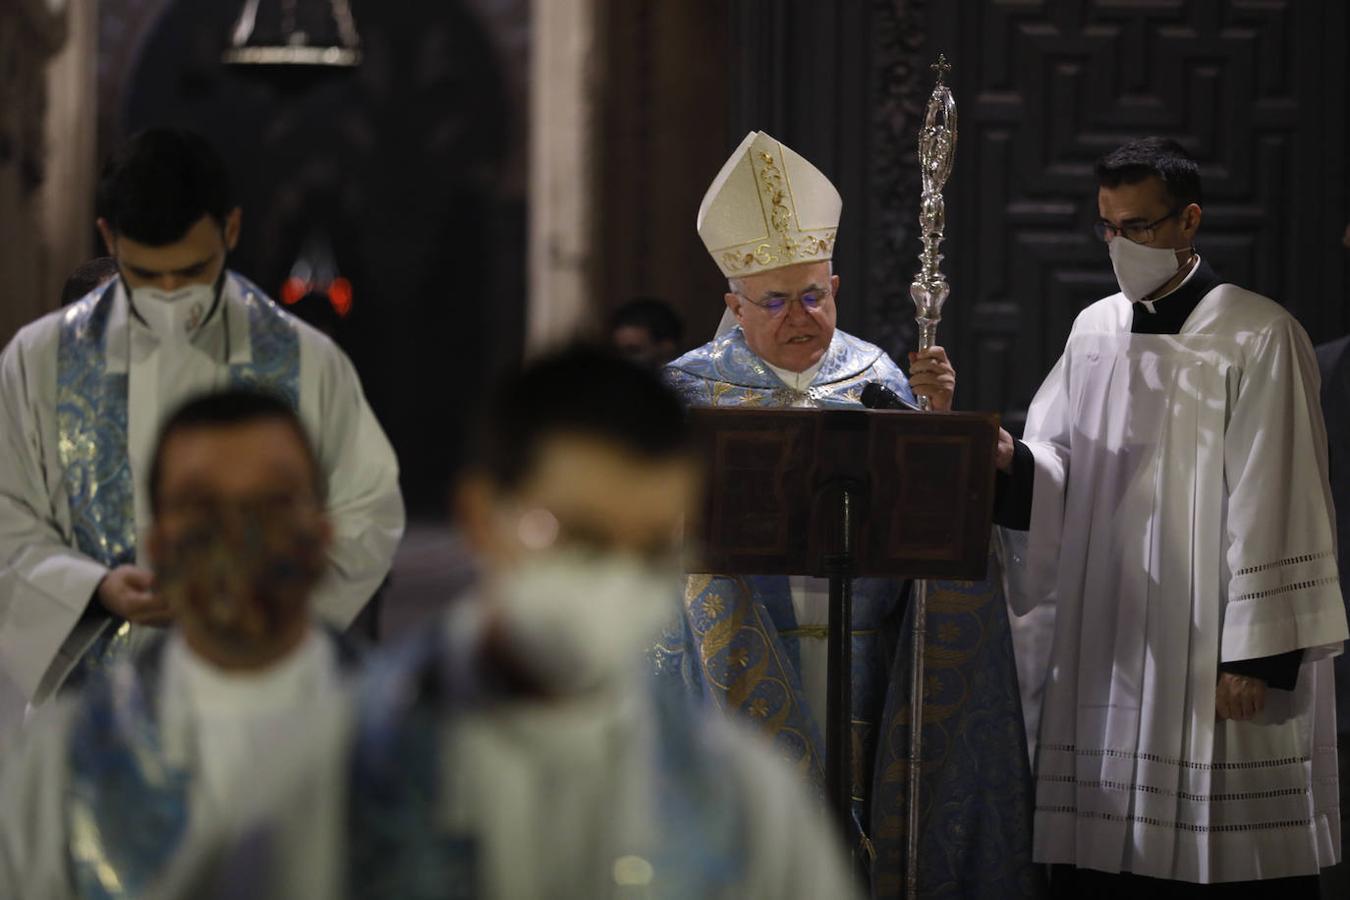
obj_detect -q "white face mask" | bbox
[128,281,217,340]
[492,549,680,695]
[1108,236,1185,303]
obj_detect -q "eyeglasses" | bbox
[1092,207,1184,245]
[735,286,833,317]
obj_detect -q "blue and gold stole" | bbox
[652,575,902,852]
[65,630,363,899]
[56,275,301,679]
[66,640,189,899]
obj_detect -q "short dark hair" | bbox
[608,297,684,344]
[97,128,234,246]
[475,345,690,489]
[1095,137,1203,209]
[149,389,321,513]
[60,257,120,305]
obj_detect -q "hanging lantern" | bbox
[281,230,355,334]
[224,0,362,68]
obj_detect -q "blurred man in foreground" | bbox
[233,346,860,899]
[0,389,357,898]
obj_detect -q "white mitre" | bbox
[697,130,842,279]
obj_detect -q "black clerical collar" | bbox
[1130,257,1221,336]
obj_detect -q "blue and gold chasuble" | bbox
[65,633,360,899]
[55,275,300,683]
[658,327,1045,899]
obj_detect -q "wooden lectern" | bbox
[685,406,999,843]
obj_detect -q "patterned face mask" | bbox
[156,502,325,658]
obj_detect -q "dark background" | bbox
[100,0,529,517]
[95,0,1350,512]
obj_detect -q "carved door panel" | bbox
[927,0,1348,430]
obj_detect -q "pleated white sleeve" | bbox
[1221,317,1347,662]
[301,331,405,628]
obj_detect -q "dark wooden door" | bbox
[729,0,1349,432]
[930,0,1349,430]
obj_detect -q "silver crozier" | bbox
[905,53,957,900]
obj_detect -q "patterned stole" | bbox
[658,574,902,854]
[57,276,301,681]
[66,630,361,899]
[669,575,826,779]
[66,640,191,899]
[869,571,1045,899]
[347,631,749,899]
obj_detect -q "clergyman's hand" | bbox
[907,346,955,412]
[96,565,172,627]
[995,428,1016,473]
[1215,672,1266,721]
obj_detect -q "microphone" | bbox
[860,381,913,411]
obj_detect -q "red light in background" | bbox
[327,277,354,317]
[281,277,308,305]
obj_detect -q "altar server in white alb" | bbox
[0,129,404,722]
[995,137,1346,896]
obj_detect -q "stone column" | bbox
[0,0,66,348]
[40,0,99,308]
[525,0,601,354]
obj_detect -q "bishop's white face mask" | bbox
[491,549,680,695]
[1108,236,1186,303]
[127,280,219,341]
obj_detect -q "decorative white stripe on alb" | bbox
[1039,743,1309,772]
[1036,806,1315,834]
[1234,551,1335,578]
[1037,774,1309,803]
[1232,576,1340,603]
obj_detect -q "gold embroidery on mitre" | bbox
[720,231,835,273]
[757,151,793,244]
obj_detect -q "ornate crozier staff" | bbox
[905,52,957,900]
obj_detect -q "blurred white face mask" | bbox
[492,549,680,695]
[1108,236,1184,304]
[128,281,217,340]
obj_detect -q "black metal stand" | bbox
[823,486,856,833]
